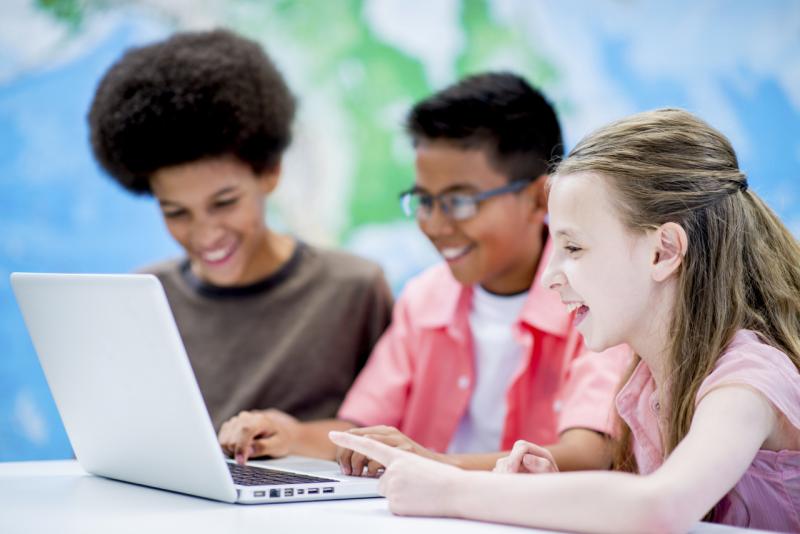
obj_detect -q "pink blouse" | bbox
[616,330,800,532]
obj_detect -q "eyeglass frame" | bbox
[398,179,532,221]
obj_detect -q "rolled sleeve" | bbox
[556,344,632,437]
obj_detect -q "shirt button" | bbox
[457,375,470,390]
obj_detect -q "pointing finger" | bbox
[329,431,402,467]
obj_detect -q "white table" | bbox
[0,460,758,534]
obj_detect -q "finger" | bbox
[337,446,354,476]
[218,431,233,456]
[251,434,288,459]
[350,451,370,477]
[493,457,509,473]
[522,453,557,473]
[329,431,401,467]
[363,433,401,448]
[365,459,385,477]
[348,425,397,436]
[518,441,556,464]
[234,417,277,464]
[505,442,529,470]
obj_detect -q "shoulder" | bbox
[394,262,461,312]
[302,244,386,288]
[136,257,183,276]
[705,330,798,385]
[404,261,457,290]
[698,329,800,427]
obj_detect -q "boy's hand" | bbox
[336,425,444,476]
[329,431,463,517]
[218,409,299,464]
[493,440,558,474]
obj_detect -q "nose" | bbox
[190,215,225,249]
[541,254,566,291]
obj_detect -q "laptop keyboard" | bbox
[228,462,339,486]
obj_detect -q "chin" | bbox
[580,330,612,353]
[446,265,478,286]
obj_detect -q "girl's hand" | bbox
[493,440,559,474]
[329,431,464,517]
[336,425,444,477]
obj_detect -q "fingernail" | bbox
[236,453,244,464]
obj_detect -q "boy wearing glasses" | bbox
[221,72,629,472]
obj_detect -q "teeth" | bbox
[203,247,231,262]
[440,246,471,260]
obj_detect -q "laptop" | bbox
[10,272,380,504]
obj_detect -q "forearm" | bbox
[441,429,613,472]
[448,470,679,534]
[291,419,355,460]
[546,429,613,471]
[441,452,507,470]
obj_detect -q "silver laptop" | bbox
[10,272,380,504]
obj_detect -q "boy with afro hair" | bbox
[88,29,393,458]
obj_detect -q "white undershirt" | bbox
[447,285,527,454]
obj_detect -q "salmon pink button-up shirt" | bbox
[338,239,631,452]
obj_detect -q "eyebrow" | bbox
[158,186,240,207]
[409,183,480,195]
[554,228,580,239]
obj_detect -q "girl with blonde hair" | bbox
[331,108,800,532]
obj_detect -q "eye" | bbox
[213,197,239,209]
[447,194,475,208]
[564,245,583,254]
[162,209,187,220]
[417,194,434,209]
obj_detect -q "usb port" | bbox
[308,488,319,494]
[254,491,266,498]
[284,489,294,497]
[297,489,305,494]
[322,487,334,494]
[269,489,280,498]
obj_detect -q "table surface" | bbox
[0,460,759,534]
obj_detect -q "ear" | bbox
[524,175,549,223]
[651,222,687,282]
[257,161,282,195]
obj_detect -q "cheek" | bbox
[163,219,189,245]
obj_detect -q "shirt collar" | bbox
[415,237,572,338]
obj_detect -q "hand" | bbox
[218,409,299,464]
[336,425,443,477]
[493,440,559,474]
[330,431,464,517]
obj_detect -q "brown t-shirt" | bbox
[142,242,393,430]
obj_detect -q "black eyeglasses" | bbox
[399,179,530,221]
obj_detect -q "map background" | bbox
[2,0,798,461]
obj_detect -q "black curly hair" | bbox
[88,29,296,194]
[406,72,562,183]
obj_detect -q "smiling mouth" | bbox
[439,244,475,262]
[564,302,590,325]
[199,243,237,265]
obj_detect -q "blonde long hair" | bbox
[554,108,800,469]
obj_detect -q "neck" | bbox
[628,284,677,391]
[241,230,295,285]
[481,225,546,295]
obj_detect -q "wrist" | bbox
[440,467,472,519]
[437,452,461,468]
